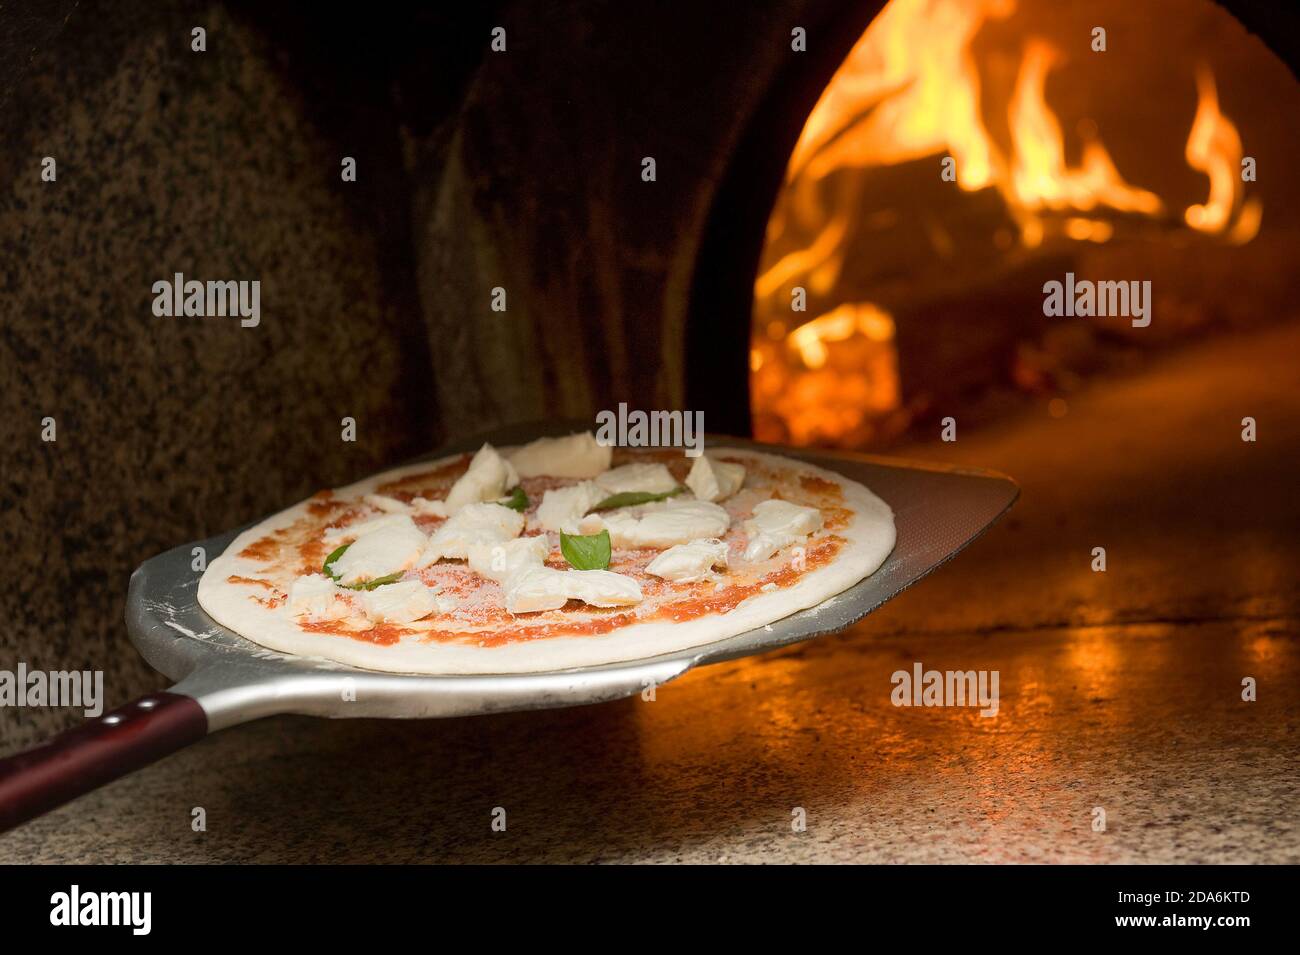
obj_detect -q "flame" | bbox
[1184,66,1262,243]
[788,302,896,369]
[753,0,1263,447]
[1007,40,1162,221]
[788,0,1011,191]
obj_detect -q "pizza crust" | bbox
[197,447,896,675]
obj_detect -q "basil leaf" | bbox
[323,543,403,590]
[500,486,529,512]
[560,530,611,571]
[590,486,684,512]
[323,543,350,581]
[348,572,404,591]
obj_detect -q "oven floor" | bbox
[6,322,1298,863]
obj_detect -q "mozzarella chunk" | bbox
[503,565,642,614]
[288,574,350,621]
[444,443,521,514]
[534,481,604,533]
[685,455,746,502]
[466,535,550,584]
[582,499,730,549]
[464,533,640,614]
[330,516,427,585]
[563,569,643,609]
[359,580,438,624]
[417,502,524,566]
[323,513,408,545]
[364,493,414,514]
[360,492,449,519]
[594,463,678,496]
[410,497,449,518]
[508,431,611,479]
[741,499,823,562]
[645,538,729,583]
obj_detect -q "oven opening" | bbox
[750,0,1297,448]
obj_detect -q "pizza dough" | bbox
[197,443,896,674]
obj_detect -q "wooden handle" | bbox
[0,692,208,832]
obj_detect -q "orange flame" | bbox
[753,0,1262,447]
[1007,40,1162,230]
[787,0,1011,191]
[1184,66,1262,243]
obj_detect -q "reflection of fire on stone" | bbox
[752,0,1275,449]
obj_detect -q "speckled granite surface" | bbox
[0,1,432,748]
[6,616,1297,865]
[3,324,1296,863]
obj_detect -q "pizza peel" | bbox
[0,423,1017,831]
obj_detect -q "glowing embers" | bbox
[751,304,902,447]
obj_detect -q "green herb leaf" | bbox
[323,543,350,581]
[348,572,404,591]
[500,486,529,512]
[560,530,611,570]
[323,543,403,590]
[590,486,684,512]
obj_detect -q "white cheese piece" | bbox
[503,565,642,614]
[359,580,438,624]
[465,534,640,614]
[323,513,408,545]
[562,569,643,609]
[645,538,729,583]
[508,431,611,479]
[594,463,678,497]
[364,493,414,514]
[685,455,746,502]
[443,443,521,514]
[534,481,604,533]
[501,567,572,614]
[582,499,731,549]
[417,502,524,566]
[288,574,349,621]
[466,534,550,584]
[330,516,428,585]
[741,499,823,562]
[434,594,459,614]
[410,497,449,518]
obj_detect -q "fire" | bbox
[787,302,896,369]
[786,0,1010,191]
[753,0,1262,447]
[751,304,901,448]
[1006,39,1162,240]
[1184,67,1263,244]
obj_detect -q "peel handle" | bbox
[0,691,207,832]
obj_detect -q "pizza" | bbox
[197,433,896,674]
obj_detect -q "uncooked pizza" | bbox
[197,433,896,674]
